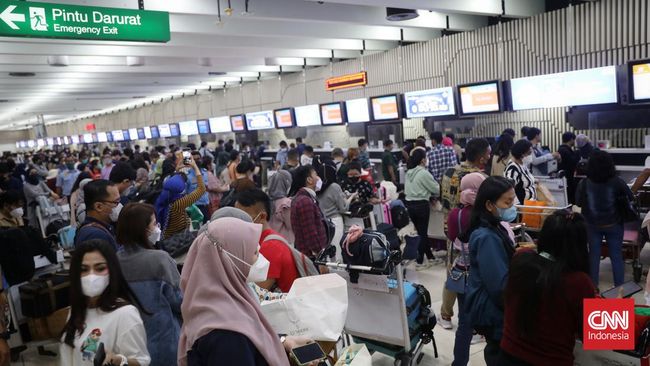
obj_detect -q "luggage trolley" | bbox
[315,248,438,366]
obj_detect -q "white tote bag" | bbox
[261,273,348,341]
[334,344,372,366]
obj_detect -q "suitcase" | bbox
[19,270,70,318]
[377,223,399,250]
[403,282,435,334]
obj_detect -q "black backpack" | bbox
[0,228,36,286]
[219,188,237,208]
[391,205,410,229]
[341,229,392,283]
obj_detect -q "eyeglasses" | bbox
[100,199,121,206]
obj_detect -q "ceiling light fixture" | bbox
[9,72,36,77]
[198,57,212,67]
[241,0,252,16]
[126,56,145,66]
[47,55,69,67]
[386,8,419,21]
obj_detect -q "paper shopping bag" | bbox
[334,344,372,366]
[261,273,348,341]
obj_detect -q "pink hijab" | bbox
[178,217,289,366]
[459,172,487,207]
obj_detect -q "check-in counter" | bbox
[603,148,649,182]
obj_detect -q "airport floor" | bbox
[11,246,650,366]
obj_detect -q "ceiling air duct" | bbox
[386,8,418,21]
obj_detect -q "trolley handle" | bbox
[314,245,402,273]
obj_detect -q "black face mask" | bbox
[349,177,360,184]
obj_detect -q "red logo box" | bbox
[583,298,635,350]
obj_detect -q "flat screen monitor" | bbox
[158,124,171,138]
[169,123,180,137]
[320,102,346,125]
[97,132,108,142]
[46,137,54,146]
[36,139,45,147]
[510,66,618,110]
[63,136,71,145]
[230,115,246,132]
[112,130,124,141]
[274,108,295,129]
[53,138,61,146]
[128,128,138,141]
[83,133,93,143]
[179,120,199,136]
[143,126,152,139]
[245,111,275,130]
[71,135,80,144]
[629,60,650,102]
[123,130,131,141]
[404,87,456,118]
[27,140,35,148]
[150,126,160,139]
[15,142,19,149]
[106,132,113,142]
[370,95,400,121]
[295,104,321,127]
[197,119,210,134]
[345,98,370,123]
[458,81,501,115]
[137,128,145,140]
[209,116,232,133]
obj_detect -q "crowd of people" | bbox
[0,125,645,366]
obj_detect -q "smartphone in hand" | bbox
[93,342,106,366]
[290,342,326,366]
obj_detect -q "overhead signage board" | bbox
[510,66,617,110]
[404,87,456,118]
[0,0,170,42]
[326,72,367,91]
[631,61,650,102]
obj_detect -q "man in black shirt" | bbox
[557,132,579,204]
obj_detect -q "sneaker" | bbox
[428,258,443,266]
[433,250,448,259]
[438,315,453,329]
[471,334,484,344]
[415,262,431,271]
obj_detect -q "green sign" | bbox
[0,0,170,42]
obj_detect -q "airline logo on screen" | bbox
[583,298,634,350]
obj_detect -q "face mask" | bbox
[315,178,323,192]
[522,155,533,166]
[252,212,263,224]
[66,163,75,170]
[82,159,89,164]
[10,207,23,219]
[148,226,161,245]
[81,274,110,298]
[496,205,518,223]
[109,203,123,222]
[349,177,360,184]
[246,254,270,283]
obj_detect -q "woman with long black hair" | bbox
[404,148,439,270]
[499,210,596,366]
[462,176,517,366]
[60,239,150,366]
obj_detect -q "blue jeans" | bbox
[452,294,474,366]
[588,223,625,287]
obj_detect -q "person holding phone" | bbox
[155,152,206,239]
[178,216,318,366]
[60,240,150,366]
[499,211,596,366]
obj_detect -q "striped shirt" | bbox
[163,175,206,239]
[504,160,536,204]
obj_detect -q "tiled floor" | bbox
[11,246,650,366]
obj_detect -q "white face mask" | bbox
[315,178,323,192]
[81,274,110,298]
[522,154,533,166]
[10,207,23,219]
[109,203,123,222]
[148,226,161,245]
[246,254,270,283]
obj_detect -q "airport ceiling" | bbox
[0,0,546,130]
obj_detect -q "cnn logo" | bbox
[587,310,629,330]
[583,298,634,350]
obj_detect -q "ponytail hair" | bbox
[407,149,426,170]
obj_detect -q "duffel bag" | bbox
[19,270,70,318]
[377,223,400,251]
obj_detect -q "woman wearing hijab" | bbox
[178,217,315,366]
[155,156,206,239]
[266,170,294,244]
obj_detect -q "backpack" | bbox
[390,205,410,229]
[219,188,237,208]
[0,228,36,286]
[264,234,319,278]
[156,230,198,258]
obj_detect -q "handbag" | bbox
[445,210,468,294]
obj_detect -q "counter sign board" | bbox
[0,0,170,42]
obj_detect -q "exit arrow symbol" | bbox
[0,5,26,30]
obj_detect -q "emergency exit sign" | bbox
[0,0,170,42]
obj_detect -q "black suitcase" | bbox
[377,223,400,251]
[19,270,70,318]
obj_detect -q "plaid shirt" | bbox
[427,145,458,182]
[291,188,327,257]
